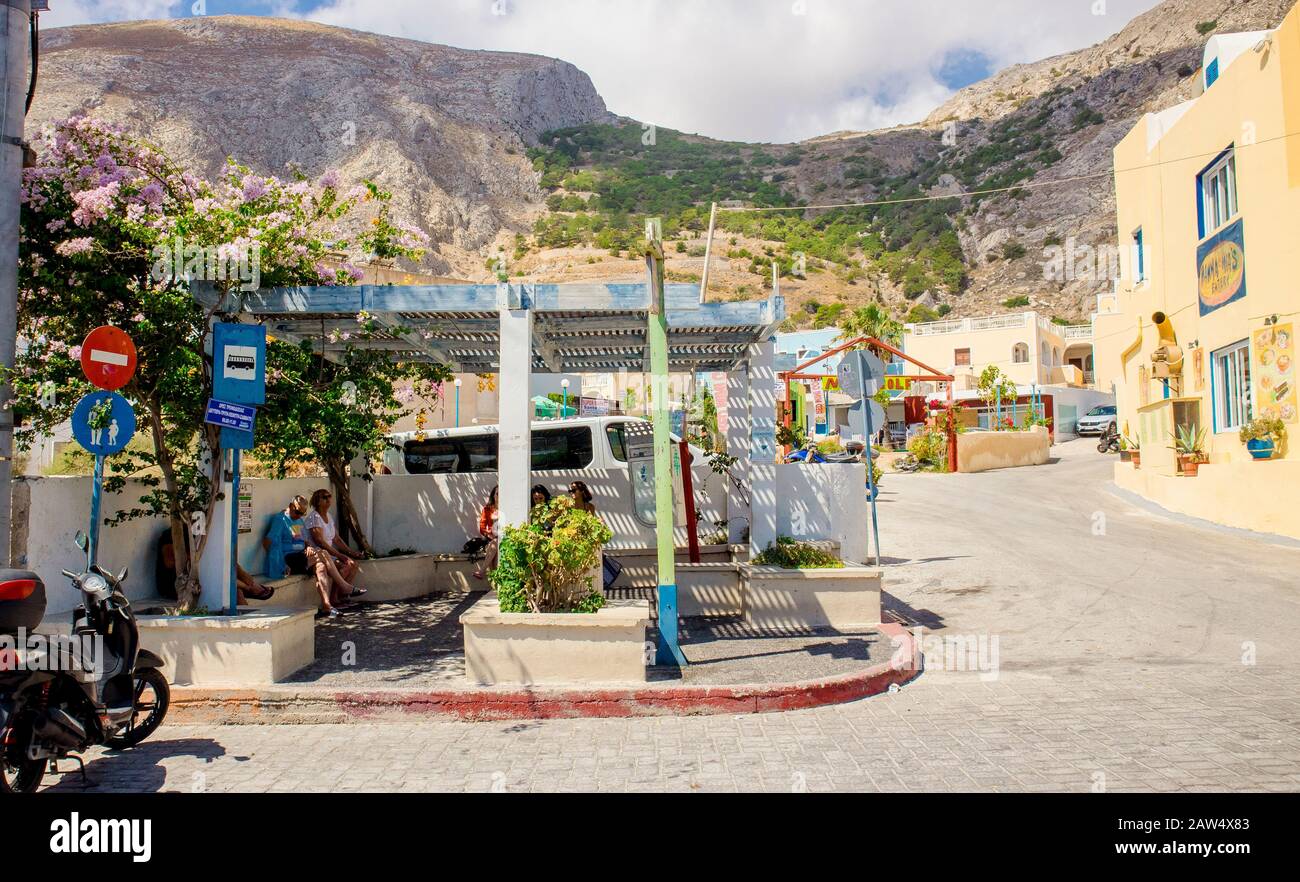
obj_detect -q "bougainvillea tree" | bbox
[12,116,433,609]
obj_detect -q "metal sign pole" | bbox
[228,448,241,615]
[862,381,882,569]
[88,454,104,568]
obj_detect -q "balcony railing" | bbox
[909,313,1029,337]
[1063,325,1094,340]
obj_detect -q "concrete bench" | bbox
[249,552,482,611]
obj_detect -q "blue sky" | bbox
[48,0,1165,143]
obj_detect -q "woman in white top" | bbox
[305,488,365,613]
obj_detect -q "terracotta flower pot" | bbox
[1179,454,1200,477]
[1131,451,1142,469]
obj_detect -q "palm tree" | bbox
[838,304,904,356]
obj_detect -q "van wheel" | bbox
[0,724,46,793]
[106,668,170,750]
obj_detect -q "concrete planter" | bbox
[136,607,315,687]
[741,565,882,630]
[460,595,650,687]
[676,563,744,618]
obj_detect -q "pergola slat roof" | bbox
[196,282,784,374]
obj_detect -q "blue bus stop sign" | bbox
[212,322,267,407]
[71,391,136,457]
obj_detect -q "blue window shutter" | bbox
[1205,58,1219,88]
[1196,171,1206,238]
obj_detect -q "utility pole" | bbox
[0,0,31,567]
[698,201,717,303]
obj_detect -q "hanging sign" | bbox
[81,326,137,392]
[212,322,267,406]
[238,486,254,534]
[205,399,257,434]
[1197,218,1247,316]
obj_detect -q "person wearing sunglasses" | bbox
[304,488,366,618]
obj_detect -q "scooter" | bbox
[0,534,170,794]
[1098,424,1121,454]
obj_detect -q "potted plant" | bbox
[462,496,648,687]
[1170,424,1207,476]
[1123,435,1141,468]
[1239,417,1286,461]
[490,496,611,613]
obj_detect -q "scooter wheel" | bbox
[0,724,46,794]
[106,668,170,750]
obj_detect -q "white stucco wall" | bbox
[15,476,164,618]
[18,460,864,619]
[773,464,870,565]
[367,464,730,554]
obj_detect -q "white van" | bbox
[382,416,687,476]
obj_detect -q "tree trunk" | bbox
[325,455,373,557]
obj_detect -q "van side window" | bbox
[404,439,460,474]
[606,423,628,463]
[461,436,498,472]
[532,427,594,470]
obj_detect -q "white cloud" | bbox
[42,0,175,29]
[43,0,1166,142]
[298,0,1164,142]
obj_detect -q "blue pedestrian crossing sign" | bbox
[71,391,136,457]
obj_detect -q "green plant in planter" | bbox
[490,496,612,614]
[754,537,845,569]
[1239,417,1286,445]
[1170,424,1207,466]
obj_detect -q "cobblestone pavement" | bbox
[42,442,1300,792]
[44,663,1300,793]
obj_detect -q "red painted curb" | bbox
[169,624,922,724]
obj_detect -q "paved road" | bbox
[45,442,1300,793]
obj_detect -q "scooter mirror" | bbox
[118,567,129,583]
[74,532,89,552]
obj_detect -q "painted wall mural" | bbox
[1252,323,1297,423]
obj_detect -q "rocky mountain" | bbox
[27,0,1298,321]
[29,15,613,278]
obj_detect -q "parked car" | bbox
[1076,405,1118,436]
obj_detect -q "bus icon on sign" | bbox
[224,346,257,381]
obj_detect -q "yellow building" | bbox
[904,310,1097,389]
[1094,7,1300,539]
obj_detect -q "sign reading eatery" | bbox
[1197,218,1247,316]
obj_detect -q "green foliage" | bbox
[1196,20,1218,35]
[1001,241,1027,260]
[838,304,903,349]
[906,305,941,324]
[490,496,612,614]
[907,431,948,468]
[1239,417,1286,444]
[1171,424,1207,457]
[13,117,433,610]
[754,537,845,570]
[1003,295,1031,308]
[977,366,1020,428]
[776,422,808,450]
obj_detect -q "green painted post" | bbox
[645,219,686,667]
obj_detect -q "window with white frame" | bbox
[1132,227,1145,282]
[1212,339,1252,431]
[1012,343,1029,364]
[1199,149,1237,238]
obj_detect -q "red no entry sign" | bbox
[80,326,137,391]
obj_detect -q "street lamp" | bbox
[454,377,463,427]
[561,378,570,418]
